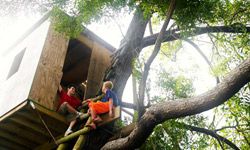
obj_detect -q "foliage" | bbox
[209,87,250,149]
[51,7,83,38]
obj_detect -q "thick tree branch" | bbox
[142,25,250,48]
[148,18,153,35]
[120,102,137,110]
[138,0,176,119]
[102,55,250,149]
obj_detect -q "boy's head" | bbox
[67,84,76,96]
[102,81,113,92]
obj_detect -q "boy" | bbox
[85,81,118,129]
[57,84,83,136]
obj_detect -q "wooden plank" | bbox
[0,129,36,148]
[0,122,47,144]
[85,42,111,98]
[0,100,28,122]
[28,22,69,110]
[77,34,94,50]
[98,106,120,126]
[29,68,63,110]
[17,110,66,134]
[30,101,67,124]
[8,117,51,137]
[0,137,30,150]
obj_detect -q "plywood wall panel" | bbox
[85,42,111,98]
[28,24,69,110]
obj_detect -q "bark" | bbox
[101,56,250,149]
[120,102,136,110]
[107,122,240,150]
[142,25,250,48]
[104,8,149,99]
[138,0,176,119]
[148,19,153,35]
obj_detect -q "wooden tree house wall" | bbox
[0,20,113,115]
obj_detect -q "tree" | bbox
[2,0,250,149]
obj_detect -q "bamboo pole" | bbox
[56,117,92,144]
[73,135,87,150]
[56,126,90,144]
[57,143,68,150]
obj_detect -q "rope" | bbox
[29,101,58,145]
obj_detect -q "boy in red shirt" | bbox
[57,84,83,136]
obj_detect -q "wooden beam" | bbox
[29,100,67,124]
[0,100,28,122]
[0,137,30,150]
[98,106,120,126]
[0,123,47,144]
[9,117,51,137]
[17,110,66,134]
[0,129,36,148]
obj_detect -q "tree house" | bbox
[0,13,119,149]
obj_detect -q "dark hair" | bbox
[67,84,76,89]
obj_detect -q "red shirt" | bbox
[58,90,81,110]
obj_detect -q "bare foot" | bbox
[85,122,96,130]
[93,116,102,123]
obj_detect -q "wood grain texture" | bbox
[28,23,69,110]
[85,42,111,99]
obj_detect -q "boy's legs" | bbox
[60,102,83,117]
[89,108,102,122]
[65,119,76,136]
[62,102,77,113]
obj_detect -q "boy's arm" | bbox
[82,94,105,105]
[109,98,114,117]
[58,84,63,93]
[93,94,104,101]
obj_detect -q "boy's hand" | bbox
[82,99,91,105]
[86,99,91,102]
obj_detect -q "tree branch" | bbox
[142,25,250,49]
[138,0,176,119]
[183,124,240,150]
[184,38,220,84]
[120,102,137,110]
[148,18,153,35]
[102,55,250,149]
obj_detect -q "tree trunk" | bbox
[104,8,149,99]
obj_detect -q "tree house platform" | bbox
[0,100,68,150]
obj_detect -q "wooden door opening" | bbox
[60,39,92,99]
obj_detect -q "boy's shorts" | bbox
[58,103,78,122]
